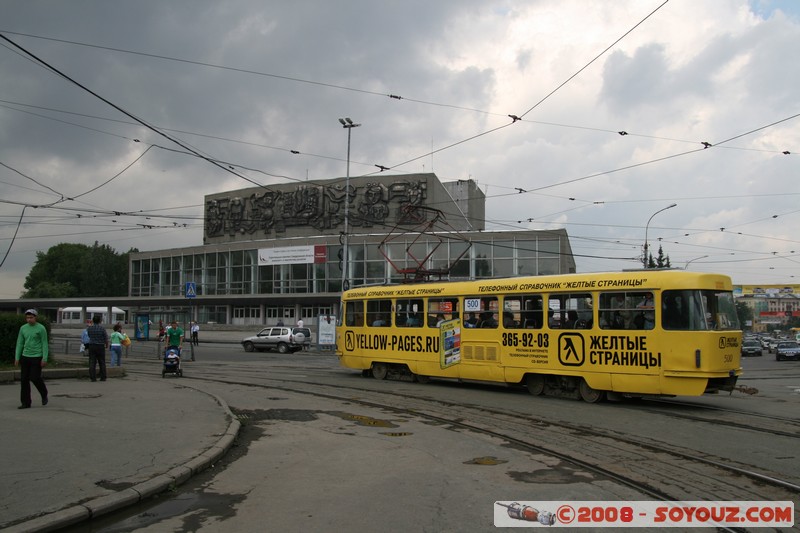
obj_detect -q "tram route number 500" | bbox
[502,332,549,348]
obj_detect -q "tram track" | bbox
[630,398,800,440]
[188,358,800,440]
[128,361,800,519]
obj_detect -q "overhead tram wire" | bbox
[0,206,25,268]
[3,27,794,178]
[2,95,793,161]
[360,4,689,210]
[0,161,67,200]
[518,0,669,119]
[465,110,800,209]
[0,33,275,194]
[71,145,154,200]
[4,30,793,264]
[0,98,379,197]
[359,5,671,180]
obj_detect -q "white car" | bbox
[241,327,310,354]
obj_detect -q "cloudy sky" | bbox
[1,0,799,298]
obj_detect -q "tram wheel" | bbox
[578,379,605,403]
[526,374,545,396]
[415,374,431,384]
[372,363,389,380]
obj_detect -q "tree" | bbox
[23,242,136,298]
[735,300,753,330]
[646,245,672,268]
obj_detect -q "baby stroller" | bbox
[162,346,183,378]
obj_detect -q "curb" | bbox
[3,385,241,533]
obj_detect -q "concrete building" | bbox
[128,173,576,328]
[734,284,800,332]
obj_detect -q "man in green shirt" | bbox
[15,309,49,409]
[165,320,184,352]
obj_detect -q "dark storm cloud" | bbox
[1,1,799,297]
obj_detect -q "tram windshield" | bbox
[662,289,739,331]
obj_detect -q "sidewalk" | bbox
[0,371,239,532]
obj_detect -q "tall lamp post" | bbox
[684,255,708,270]
[643,203,677,268]
[339,117,360,291]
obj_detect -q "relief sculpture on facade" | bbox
[204,179,428,240]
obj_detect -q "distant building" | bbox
[128,173,576,326]
[734,284,800,332]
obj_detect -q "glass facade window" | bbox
[474,242,493,278]
[301,306,333,321]
[204,306,227,324]
[265,307,294,323]
[365,261,386,284]
[449,241,471,278]
[128,229,574,323]
[538,239,561,276]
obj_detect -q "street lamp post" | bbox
[339,117,360,291]
[684,255,708,269]
[643,203,677,268]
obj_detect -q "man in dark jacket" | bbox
[86,315,109,382]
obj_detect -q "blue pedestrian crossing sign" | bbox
[185,282,197,299]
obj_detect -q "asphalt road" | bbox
[63,347,800,532]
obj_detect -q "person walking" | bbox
[190,321,200,346]
[86,315,109,381]
[165,320,184,352]
[15,309,49,409]
[109,323,125,367]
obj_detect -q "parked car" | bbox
[241,326,311,353]
[775,341,800,361]
[741,339,763,357]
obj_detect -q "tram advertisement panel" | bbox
[440,319,461,368]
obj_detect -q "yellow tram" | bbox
[336,270,742,402]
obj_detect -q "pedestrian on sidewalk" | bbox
[165,320,184,352]
[190,321,200,346]
[86,315,109,381]
[110,323,125,367]
[15,309,49,409]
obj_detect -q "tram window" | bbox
[661,289,738,331]
[396,299,423,327]
[464,312,479,328]
[428,298,459,328]
[661,292,688,330]
[367,299,392,327]
[463,296,498,329]
[549,293,593,329]
[345,300,364,327]
[503,295,543,329]
[598,291,654,330]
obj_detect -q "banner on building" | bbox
[735,284,800,296]
[258,245,327,266]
